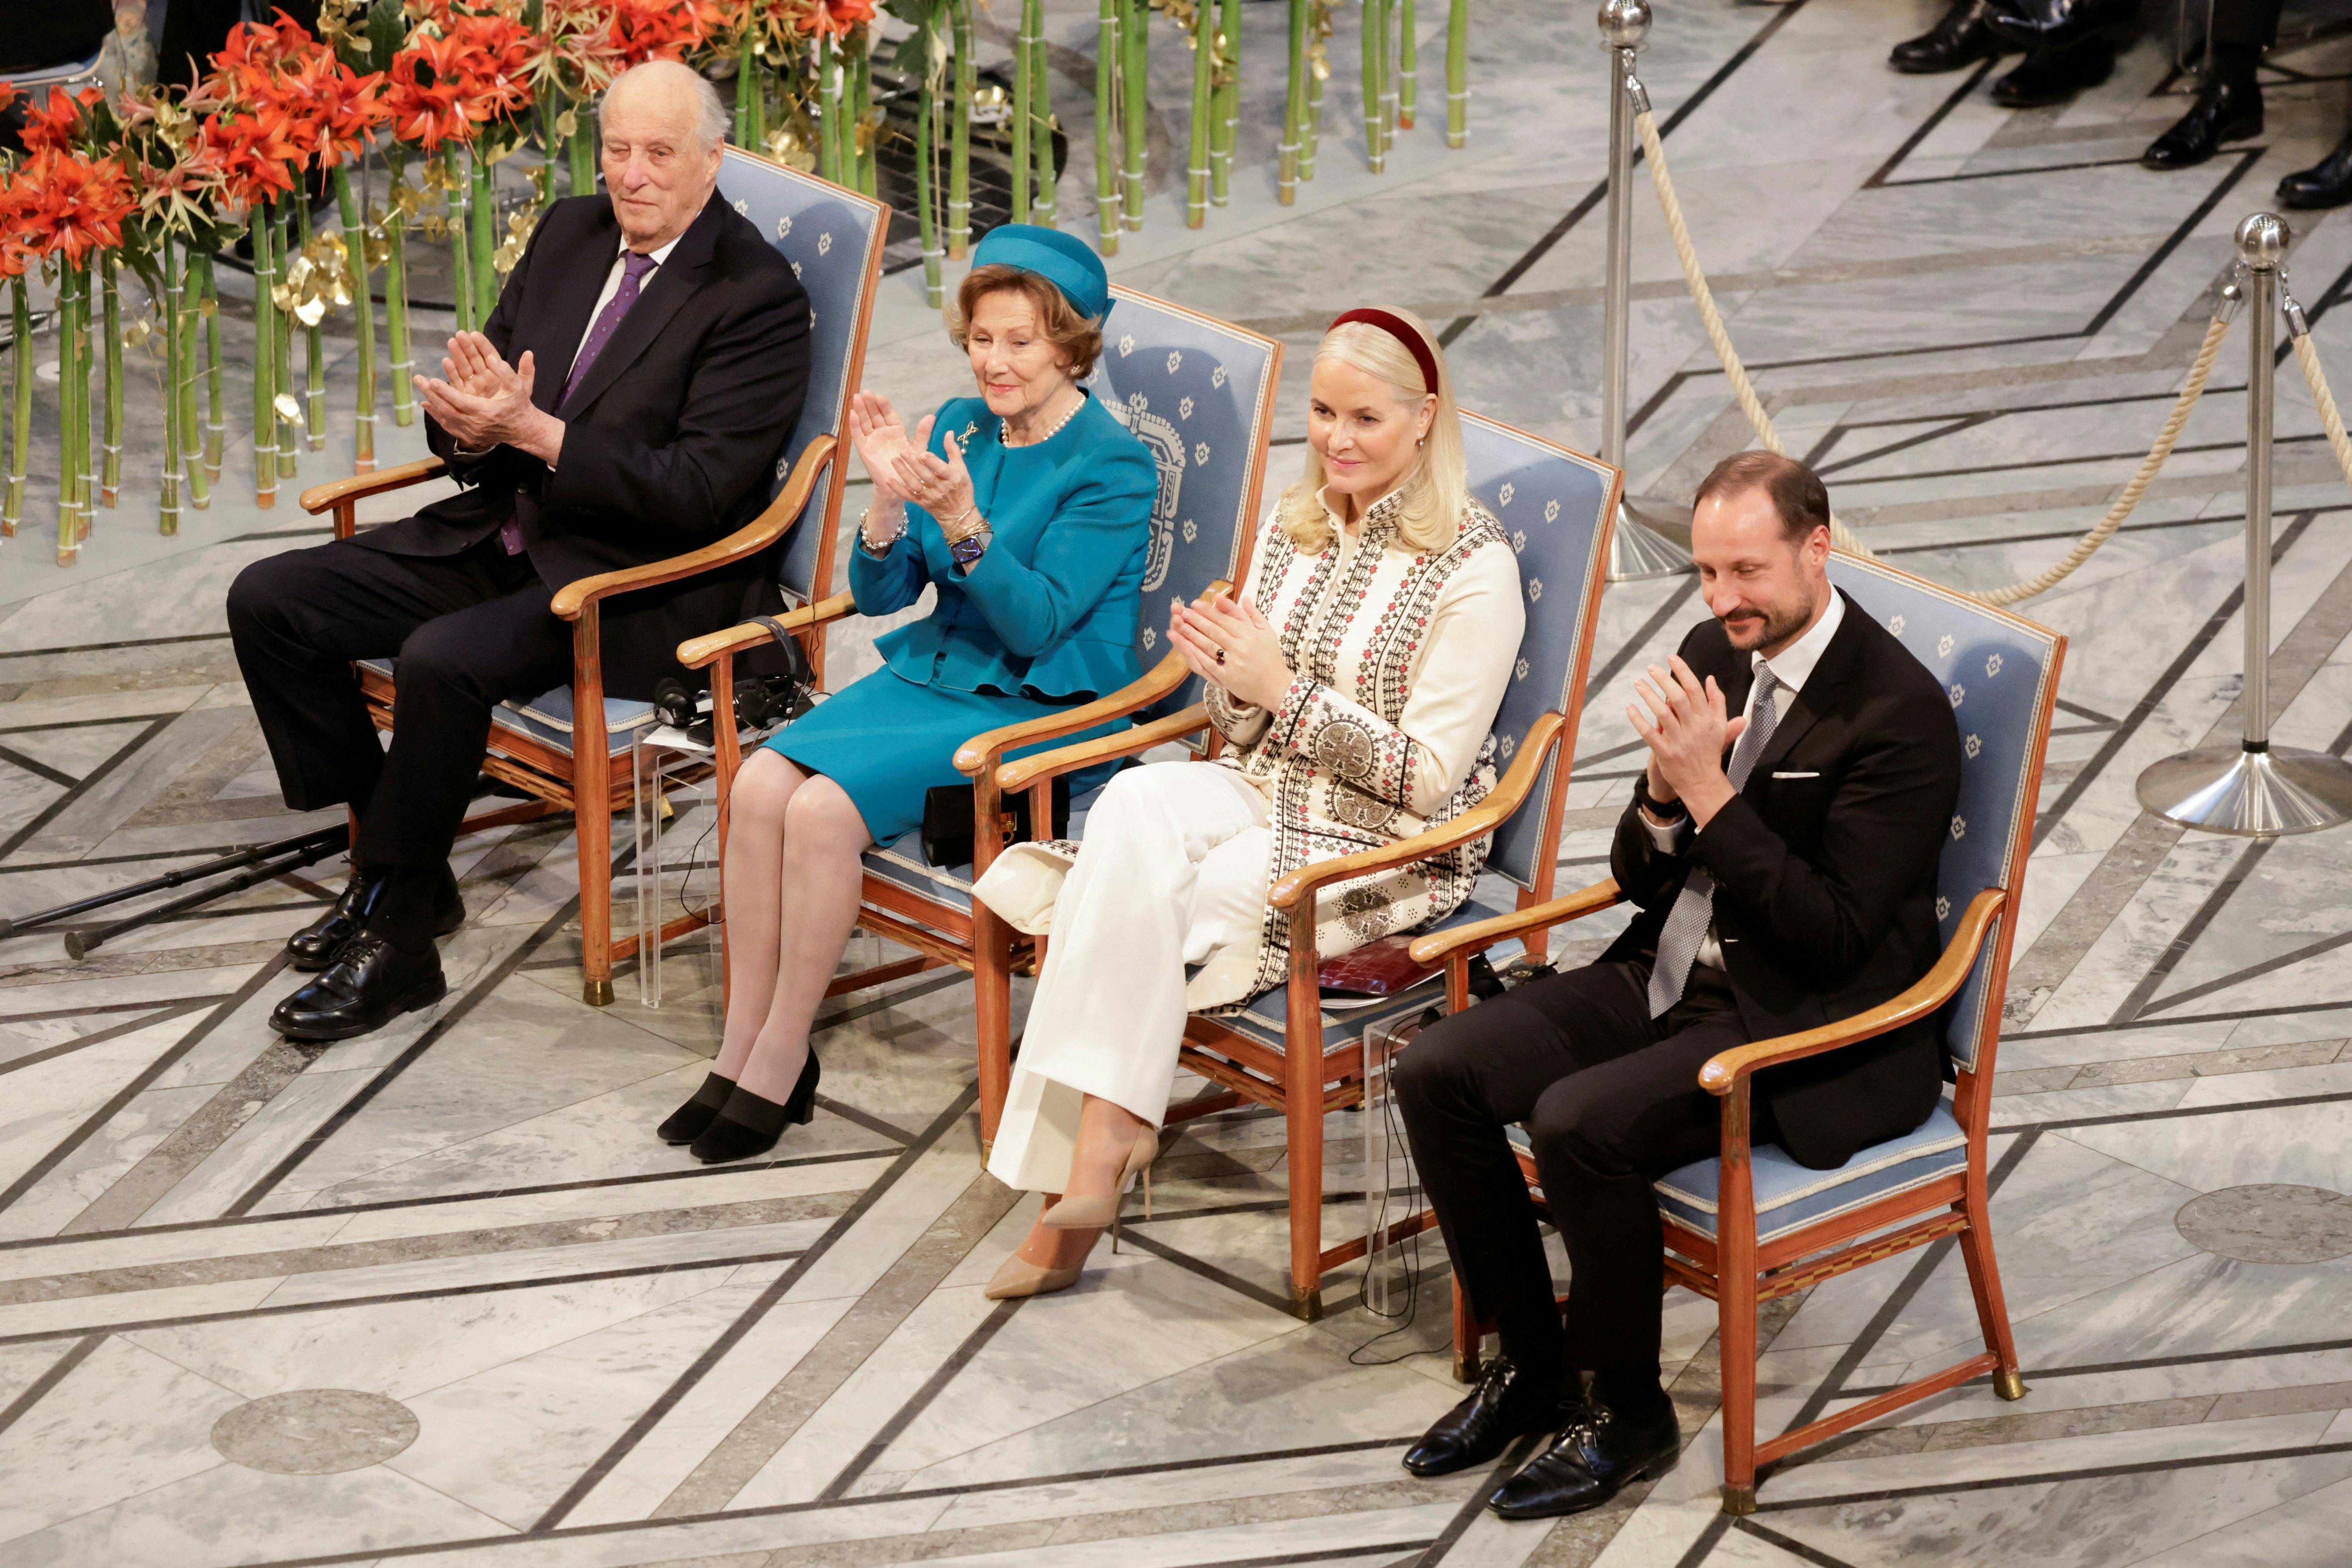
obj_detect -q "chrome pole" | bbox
[2137,213,2352,835]
[1598,0,1694,580]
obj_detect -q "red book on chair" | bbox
[1317,935,1442,1001]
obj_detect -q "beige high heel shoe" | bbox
[981,1252,1083,1299]
[1041,1126,1157,1249]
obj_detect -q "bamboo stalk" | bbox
[100,251,122,508]
[852,28,877,196]
[298,194,325,452]
[1212,0,1238,207]
[1096,0,1120,248]
[276,202,297,478]
[918,50,946,303]
[1446,0,1466,148]
[448,159,475,332]
[735,38,758,146]
[4,277,27,535]
[1398,0,1416,128]
[1303,6,1324,181]
[818,33,842,187]
[198,249,225,479]
[569,116,597,194]
[333,164,377,473]
[1120,0,1146,228]
[1187,0,1212,227]
[1010,0,1032,223]
[160,235,183,535]
[1030,0,1054,222]
[1281,0,1305,203]
[384,158,415,427]
[469,149,497,325]
[1379,0,1398,146]
[950,0,974,255]
[58,265,82,561]
[251,210,278,505]
[1362,0,1385,172]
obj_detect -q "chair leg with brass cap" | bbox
[584,978,614,1006]
[1721,1484,1756,1516]
[1993,1368,2029,1401]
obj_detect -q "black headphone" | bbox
[652,616,817,746]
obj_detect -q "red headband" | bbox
[1328,308,1442,401]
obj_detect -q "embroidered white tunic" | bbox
[981,487,1524,1193]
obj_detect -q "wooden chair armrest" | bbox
[678,589,858,671]
[1697,889,2006,1097]
[551,436,838,621]
[298,456,448,516]
[994,703,1212,792]
[955,655,1191,778]
[953,579,1233,777]
[1266,712,1565,912]
[1408,878,1625,965]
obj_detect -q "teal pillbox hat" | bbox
[971,224,1113,323]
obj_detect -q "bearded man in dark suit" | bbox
[227,59,808,1041]
[1392,451,1962,1520]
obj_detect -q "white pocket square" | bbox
[1771,770,1821,779]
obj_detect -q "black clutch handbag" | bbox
[920,777,1073,867]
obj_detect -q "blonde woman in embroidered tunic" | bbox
[970,308,1526,1300]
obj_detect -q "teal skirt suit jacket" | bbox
[764,390,1158,844]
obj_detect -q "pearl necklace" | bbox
[1000,392,1084,449]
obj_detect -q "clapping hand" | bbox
[848,391,925,504]
[1170,591,1293,710]
[415,332,561,463]
[895,430,978,535]
[1626,654,1742,826]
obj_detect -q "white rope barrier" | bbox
[1631,105,2241,607]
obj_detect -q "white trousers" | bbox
[984,762,1271,1194]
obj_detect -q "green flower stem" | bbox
[334,163,377,471]
[1212,0,1239,206]
[1304,29,1324,180]
[101,250,122,507]
[852,30,877,197]
[1362,0,1385,171]
[384,157,415,428]
[297,194,325,452]
[58,265,81,560]
[1398,0,1416,128]
[197,249,224,481]
[5,277,29,535]
[735,39,757,147]
[1281,0,1305,204]
[1027,2,1052,221]
[277,202,297,478]
[818,34,841,187]
[469,149,497,326]
[1446,0,1466,148]
[917,55,944,304]
[1096,0,1120,248]
[1186,0,1212,228]
[949,0,974,255]
[1010,0,1032,223]
[252,207,278,505]
[449,163,475,333]
[161,235,183,534]
[1120,0,1147,228]
[568,119,597,197]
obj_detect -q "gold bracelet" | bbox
[939,502,981,540]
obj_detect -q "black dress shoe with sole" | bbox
[2142,75,2261,170]
[287,870,464,972]
[1402,1360,1577,1478]
[2279,127,2352,210]
[1889,0,2006,74]
[688,1050,819,1164]
[271,933,448,1042]
[658,1072,738,1144]
[1989,38,2114,109]
[1485,1401,1683,1520]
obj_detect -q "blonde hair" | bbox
[1277,307,1470,555]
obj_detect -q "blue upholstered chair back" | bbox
[1461,413,1620,890]
[1825,555,2065,1074]
[716,149,887,605]
[1083,288,1283,724]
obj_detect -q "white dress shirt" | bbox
[1643,588,1846,971]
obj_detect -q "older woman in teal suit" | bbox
[658,225,1159,1164]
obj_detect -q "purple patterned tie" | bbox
[500,250,660,555]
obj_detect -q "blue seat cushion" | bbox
[862,828,976,913]
[1503,1100,1967,1245]
[356,658,658,760]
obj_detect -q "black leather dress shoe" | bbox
[2142,75,2261,169]
[1889,0,2006,74]
[1979,0,2136,53]
[1989,38,2114,109]
[2279,127,2352,210]
[1485,1401,1682,1520]
[1401,1359,1576,1478]
[270,933,448,1042]
[286,870,464,972]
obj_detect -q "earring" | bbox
[1417,437,1426,447]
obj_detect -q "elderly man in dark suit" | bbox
[1392,451,1962,1520]
[227,59,808,1042]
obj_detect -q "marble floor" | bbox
[7,0,2352,1563]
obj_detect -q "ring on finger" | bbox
[1214,647,1226,665]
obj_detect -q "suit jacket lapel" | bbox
[536,205,619,413]
[556,192,726,418]
[1753,589,1863,776]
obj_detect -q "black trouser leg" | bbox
[351,575,571,875]
[226,536,533,817]
[2211,0,2282,51]
[1397,960,1765,1378]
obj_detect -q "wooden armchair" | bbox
[991,413,1623,1318]
[299,149,887,1003]
[1415,551,2067,1514]
[678,290,1283,1128]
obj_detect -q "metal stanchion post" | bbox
[2137,213,2352,835]
[1599,0,1694,580]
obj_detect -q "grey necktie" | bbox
[1646,663,1782,1018]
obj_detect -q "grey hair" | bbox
[598,59,730,153]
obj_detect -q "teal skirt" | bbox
[763,667,1130,845]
